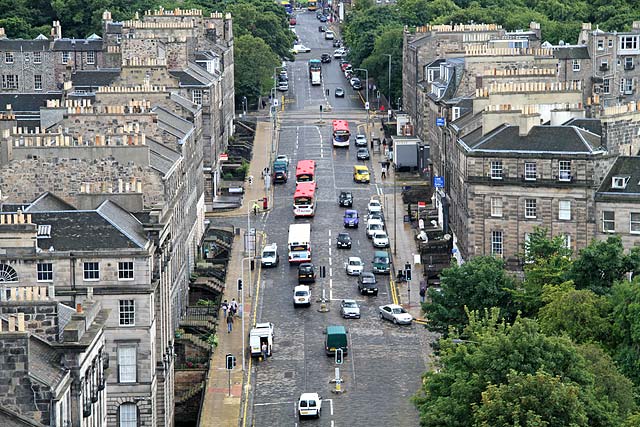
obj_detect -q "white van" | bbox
[366,219,385,239]
[325,31,335,40]
[261,243,279,267]
[298,393,322,418]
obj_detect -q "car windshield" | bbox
[374,233,386,239]
[263,251,275,257]
[370,223,383,230]
[300,266,312,273]
[295,290,309,296]
[362,276,375,283]
[374,256,388,263]
[392,308,406,314]
[339,233,350,239]
[343,301,357,308]
[345,212,356,218]
[349,260,361,266]
[370,201,380,207]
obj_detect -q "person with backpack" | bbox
[226,314,234,333]
[221,299,229,318]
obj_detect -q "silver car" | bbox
[340,299,361,319]
[379,304,413,325]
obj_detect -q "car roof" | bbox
[348,256,362,262]
[341,299,357,304]
[294,285,310,291]
[381,304,402,310]
[357,147,368,151]
[345,209,357,214]
[338,231,350,236]
[300,392,320,400]
[374,250,389,256]
[299,262,313,267]
[263,243,277,250]
[354,165,369,171]
[326,325,346,334]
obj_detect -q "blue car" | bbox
[343,209,359,228]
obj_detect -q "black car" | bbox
[357,148,370,160]
[298,263,316,283]
[321,53,331,63]
[338,191,353,207]
[333,39,341,48]
[273,167,288,183]
[357,272,378,296]
[336,232,352,249]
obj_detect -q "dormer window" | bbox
[612,176,630,189]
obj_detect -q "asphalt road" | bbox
[244,10,434,426]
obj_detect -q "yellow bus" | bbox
[307,1,318,11]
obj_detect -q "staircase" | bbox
[191,276,225,294]
[180,333,212,352]
[176,382,205,404]
[180,318,217,332]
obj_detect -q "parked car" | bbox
[358,272,378,296]
[351,79,363,90]
[366,212,384,224]
[289,17,297,25]
[343,209,359,228]
[275,154,289,167]
[353,165,370,183]
[321,53,332,63]
[319,15,327,22]
[298,262,316,283]
[291,44,311,54]
[366,219,385,238]
[346,257,364,275]
[356,147,370,160]
[333,48,346,58]
[325,30,335,40]
[379,304,413,325]
[367,197,382,214]
[372,231,389,248]
[261,243,279,267]
[319,25,326,32]
[335,87,345,97]
[277,81,289,91]
[354,134,368,147]
[340,299,361,319]
[294,285,311,307]
[336,232,352,249]
[340,62,352,72]
[333,39,341,47]
[338,191,353,207]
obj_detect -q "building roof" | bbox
[25,192,76,212]
[52,38,102,51]
[0,39,49,52]
[0,406,45,426]
[553,46,590,60]
[71,69,120,89]
[96,199,149,248]
[596,156,640,198]
[562,117,602,136]
[148,138,182,175]
[460,124,604,155]
[29,336,67,389]
[0,93,63,112]
[154,106,194,140]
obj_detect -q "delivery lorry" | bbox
[249,322,274,358]
[392,136,420,172]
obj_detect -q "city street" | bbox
[241,9,434,426]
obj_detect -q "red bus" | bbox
[295,159,316,184]
[293,182,316,217]
[332,120,350,147]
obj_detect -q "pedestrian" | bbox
[221,299,228,318]
[226,314,234,333]
[253,202,259,215]
[248,175,253,186]
[261,342,268,361]
[230,298,238,316]
[262,99,267,109]
[419,281,427,303]
[381,166,386,180]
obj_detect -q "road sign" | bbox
[433,176,444,188]
[364,102,370,110]
[219,153,228,161]
[418,201,426,208]
[436,117,445,127]
[273,99,279,107]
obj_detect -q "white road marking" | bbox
[328,247,332,257]
[331,421,335,427]
[329,278,333,289]
[254,401,292,406]
[328,229,332,237]
[328,398,333,416]
[330,289,333,299]
[329,267,333,277]
[328,257,332,266]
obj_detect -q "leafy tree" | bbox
[609,278,640,385]
[538,283,611,345]
[472,371,589,427]
[233,34,280,103]
[568,236,634,295]
[422,256,517,334]
[361,25,404,106]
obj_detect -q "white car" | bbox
[292,44,311,53]
[340,299,361,319]
[379,304,413,325]
[367,197,382,214]
[261,243,279,267]
[333,48,346,58]
[275,154,289,167]
[346,256,364,275]
[298,392,322,418]
[372,231,389,248]
[293,285,311,307]
[366,219,385,238]
[355,134,368,147]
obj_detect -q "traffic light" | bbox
[237,279,243,291]
[335,348,343,365]
[320,105,323,112]
[226,354,236,370]
[405,263,412,281]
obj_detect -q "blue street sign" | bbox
[436,117,445,127]
[433,176,444,188]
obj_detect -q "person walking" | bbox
[230,298,238,316]
[221,299,229,318]
[261,342,268,361]
[381,166,386,180]
[419,282,427,303]
[226,314,234,333]
[253,201,259,215]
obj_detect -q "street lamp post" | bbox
[239,256,253,372]
[242,96,247,116]
[354,67,369,134]
[383,54,392,116]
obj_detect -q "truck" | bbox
[308,59,321,79]
[249,322,274,358]
[392,136,420,172]
[311,69,321,85]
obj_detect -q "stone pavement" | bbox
[199,112,275,426]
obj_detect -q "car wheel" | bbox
[379,312,384,319]
[393,318,398,324]
[374,291,378,296]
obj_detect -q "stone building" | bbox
[0,219,109,427]
[595,156,640,248]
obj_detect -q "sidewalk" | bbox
[199,114,276,426]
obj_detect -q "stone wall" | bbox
[0,302,59,342]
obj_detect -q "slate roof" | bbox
[0,406,44,426]
[71,69,120,88]
[170,92,199,114]
[29,336,67,389]
[154,106,193,140]
[460,125,604,154]
[169,71,203,86]
[52,38,102,51]
[0,93,63,112]
[562,117,602,136]
[20,198,150,251]
[553,46,590,60]
[0,39,49,52]
[148,138,181,175]
[596,156,640,197]
[25,192,76,212]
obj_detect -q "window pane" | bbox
[119,300,135,326]
[603,211,615,232]
[119,402,137,427]
[559,200,571,220]
[118,262,134,280]
[83,262,99,280]
[631,212,640,233]
[37,263,53,282]
[118,347,136,383]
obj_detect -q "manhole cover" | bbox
[284,371,294,379]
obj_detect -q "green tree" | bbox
[361,25,404,106]
[234,34,280,104]
[538,283,611,345]
[568,236,634,295]
[473,371,589,427]
[610,278,640,385]
[422,256,517,335]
